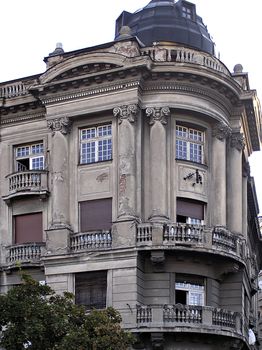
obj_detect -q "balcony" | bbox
[134,304,245,339]
[3,170,49,202]
[70,231,112,252]
[6,242,46,268]
[136,223,245,262]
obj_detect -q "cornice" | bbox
[0,111,46,126]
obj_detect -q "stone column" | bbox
[242,162,250,239]
[227,131,245,235]
[146,107,170,222]
[211,122,231,227]
[46,117,72,254]
[113,104,138,220]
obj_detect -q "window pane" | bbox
[81,128,96,140]
[32,143,44,154]
[16,146,30,157]
[31,156,44,170]
[97,124,112,137]
[190,143,202,163]
[98,139,112,161]
[176,140,187,160]
[80,142,96,164]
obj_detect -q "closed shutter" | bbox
[14,212,43,244]
[177,198,204,220]
[80,198,112,231]
[75,271,107,309]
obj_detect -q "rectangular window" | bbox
[176,125,204,163]
[79,198,112,232]
[176,198,204,223]
[175,275,205,306]
[182,5,192,19]
[14,212,43,244]
[15,142,44,171]
[75,271,107,309]
[80,124,112,164]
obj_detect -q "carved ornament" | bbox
[212,122,232,140]
[113,104,138,124]
[230,132,245,151]
[146,106,170,125]
[47,116,72,135]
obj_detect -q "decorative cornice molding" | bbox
[0,112,45,125]
[113,104,138,124]
[230,132,245,151]
[212,122,232,140]
[146,106,170,125]
[47,116,72,135]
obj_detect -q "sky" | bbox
[1,0,262,213]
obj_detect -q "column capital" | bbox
[146,106,170,125]
[212,122,231,140]
[47,116,72,135]
[113,104,138,124]
[230,131,245,151]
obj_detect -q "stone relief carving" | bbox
[111,41,140,57]
[113,104,138,124]
[230,132,245,151]
[212,122,232,140]
[47,116,72,135]
[146,106,170,125]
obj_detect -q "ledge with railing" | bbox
[70,231,112,252]
[136,304,243,336]
[3,170,49,201]
[0,76,39,99]
[6,242,46,265]
[136,223,245,260]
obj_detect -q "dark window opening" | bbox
[177,198,204,224]
[79,198,112,232]
[14,212,43,244]
[176,289,187,304]
[75,271,107,310]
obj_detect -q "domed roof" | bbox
[115,0,215,55]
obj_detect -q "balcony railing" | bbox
[70,231,112,252]
[136,304,243,336]
[136,223,245,261]
[3,171,49,201]
[6,242,46,265]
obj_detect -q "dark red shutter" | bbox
[177,198,204,220]
[80,198,112,231]
[14,212,43,244]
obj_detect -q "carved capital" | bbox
[212,122,232,140]
[146,106,170,125]
[230,132,245,151]
[113,104,138,124]
[47,116,72,135]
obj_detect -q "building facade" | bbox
[0,0,262,349]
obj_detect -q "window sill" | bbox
[78,159,112,167]
[175,158,208,169]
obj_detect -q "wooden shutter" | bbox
[14,212,43,244]
[80,198,112,232]
[75,271,107,309]
[177,198,204,220]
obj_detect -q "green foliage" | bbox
[0,273,134,350]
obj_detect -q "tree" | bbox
[0,273,134,350]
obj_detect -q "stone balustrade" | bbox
[3,171,49,201]
[140,45,229,75]
[70,231,112,252]
[0,76,38,98]
[164,223,204,243]
[7,243,46,264]
[136,304,242,335]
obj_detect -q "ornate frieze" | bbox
[113,104,138,124]
[212,122,232,140]
[47,116,72,135]
[146,106,170,125]
[230,132,245,151]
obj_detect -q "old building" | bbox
[0,0,262,349]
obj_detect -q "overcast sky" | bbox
[1,0,262,213]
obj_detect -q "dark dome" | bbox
[115,0,215,55]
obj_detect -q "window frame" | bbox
[14,142,45,172]
[175,280,205,306]
[79,124,112,165]
[176,124,205,164]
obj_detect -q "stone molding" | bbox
[47,116,72,135]
[146,106,170,125]
[230,132,245,151]
[212,122,232,140]
[113,104,138,124]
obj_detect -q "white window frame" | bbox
[176,125,205,164]
[80,124,112,165]
[175,281,205,306]
[15,143,44,171]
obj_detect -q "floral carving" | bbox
[113,104,138,124]
[47,116,72,135]
[212,122,231,140]
[230,132,245,151]
[146,107,170,125]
